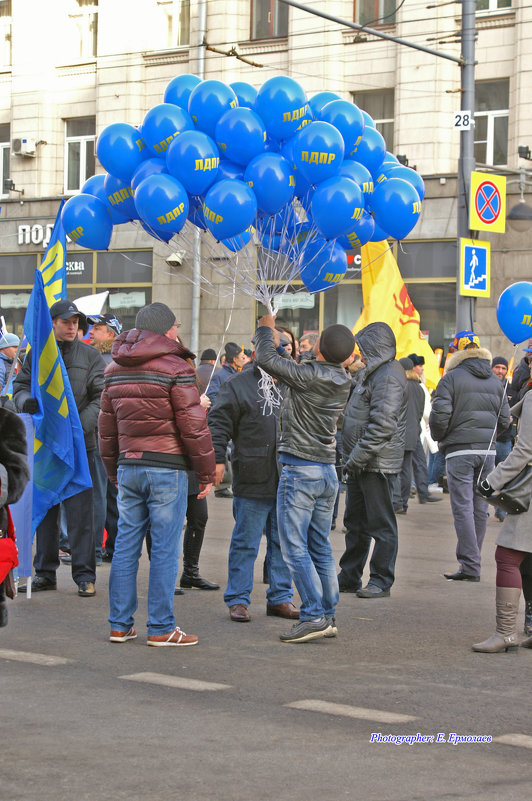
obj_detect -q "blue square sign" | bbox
[460,238,491,298]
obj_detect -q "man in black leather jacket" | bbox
[338,322,407,599]
[13,299,104,597]
[254,316,354,643]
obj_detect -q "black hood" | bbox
[355,322,396,377]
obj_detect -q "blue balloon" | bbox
[370,177,421,240]
[337,209,375,249]
[370,220,390,242]
[373,153,401,185]
[215,107,266,166]
[264,136,281,153]
[104,173,138,220]
[188,195,207,230]
[164,74,202,109]
[61,194,113,251]
[82,175,129,225]
[383,151,400,168]
[140,220,174,243]
[280,138,311,197]
[257,230,283,252]
[203,179,257,240]
[497,282,532,344]
[298,239,347,293]
[244,153,294,216]
[141,103,194,158]
[348,126,386,176]
[134,174,189,234]
[230,81,258,110]
[319,100,365,154]
[311,176,365,240]
[337,161,374,205]
[166,130,219,196]
[292,121,344,185]
[216,159,245,182]
[256,76,309,141]
[308,91,340,118]
[361,110,376,129]
[222,230,252,252]
[130,158,168,192]
[188,80,238,138]
[96,123,148,182]
[383,165,425,202]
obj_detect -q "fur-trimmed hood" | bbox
[0,407,30,505]
[446,346,492,378]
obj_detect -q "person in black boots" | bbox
[178,472,219,592]
[0,402,30,627]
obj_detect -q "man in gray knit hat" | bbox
[99,302,215,646]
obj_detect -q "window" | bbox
[0,123,9,196]
[352,89,394,150]
[156,0,190,48]
[355,0,397,27]
[474,79,509,167]
[476,0,511,11]
[65,117,96,194]
[67,0,98,59]
[251,0,288,40]
[0,0,11,68]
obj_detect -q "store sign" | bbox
[1,292,31,309]
[274,292,315,310]
[108,291,146,309]
[18,223,55,248]
[66,259,87,275]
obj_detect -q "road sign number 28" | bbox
[454,111,473,130]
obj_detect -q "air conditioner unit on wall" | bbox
[12,137,36,157]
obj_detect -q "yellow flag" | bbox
[353,241,441,390]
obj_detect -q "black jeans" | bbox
[412,438,430,500]
[339,470,398,591]
[393,450,414,511]
[34,450,96,584]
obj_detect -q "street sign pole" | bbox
[456,0,477,332]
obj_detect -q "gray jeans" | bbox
[445,452,495,577]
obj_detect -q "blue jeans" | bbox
[224,496,293,608]
[276,463,339,621]
[109,466,188,636]
[446,453,494,577]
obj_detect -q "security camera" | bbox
[166,250,186,267]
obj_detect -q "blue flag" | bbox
[39,200,67,307]
[24,269,92,531]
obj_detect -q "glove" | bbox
[478,478,494,498]
[22,398,40,414]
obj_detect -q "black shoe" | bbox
[279,617,331,643]
[174,587,185,596]
[214,488,233,499]
[18,577,57,593]
[444,571,480,582]
[77,581,96,596]
[419,494,443,503]
[180,573,220,590]
[356,584,391,598]
[394,507,407,515]
[338,575,360,593]
[101,549,113,562]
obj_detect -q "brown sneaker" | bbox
[147,626,198,647]
[109,627,137,643]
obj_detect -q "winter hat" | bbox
[408,353,425,366]
[50,299,83,319]
[319,324,355,364]
[452,330,480,351]
[135,302,176,335]
[399,357,414,371]
[224,342,242,362]
[201,348,217,361]
[491,356,508,368]
[0,332,20,349]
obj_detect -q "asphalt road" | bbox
[2,490,531,801]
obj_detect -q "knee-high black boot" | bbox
[521,570,532,635]
[0,581,8,628]
[179,527,219,590]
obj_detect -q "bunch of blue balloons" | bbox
[61,74,425,294]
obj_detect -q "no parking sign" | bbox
[469,171,506,233]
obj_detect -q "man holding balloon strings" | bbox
[254,315,355,643]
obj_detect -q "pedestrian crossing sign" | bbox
[460,238,490,297]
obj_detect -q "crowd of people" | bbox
[1,302,531,653]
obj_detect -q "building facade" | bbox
[0,0,530,359]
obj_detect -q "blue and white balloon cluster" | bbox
[61,75,424,294]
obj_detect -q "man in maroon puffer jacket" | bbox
[99,302,215,647]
